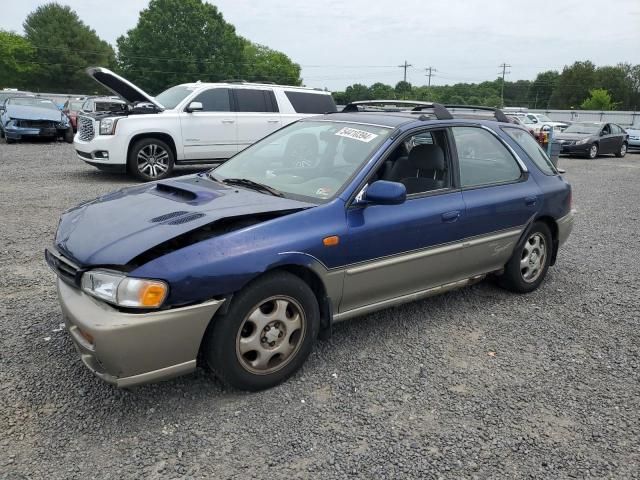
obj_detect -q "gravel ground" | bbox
[1,141,639,479]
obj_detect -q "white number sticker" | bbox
[335,127,378,143]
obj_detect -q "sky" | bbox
[2,0,640,91]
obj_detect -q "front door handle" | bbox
[267,119,280,124]
[525,196,537,207]
[222,119,235,124]
[441,210,461,223]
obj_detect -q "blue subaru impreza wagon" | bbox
[46,101,574,391]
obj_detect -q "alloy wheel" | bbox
[235,296,306,375]
[137,143,170,178]
[589,144,598,159]
[520,233,546,283]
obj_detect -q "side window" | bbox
[192,88,230,112]
[503,127,556,175]
[234,89,277,113]
[452,127,522,188]
[284,91,337,114]
[610,124,621,134]
[601,124,611,135]
[375,129,452,195]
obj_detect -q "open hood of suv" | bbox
[86,67,164,110]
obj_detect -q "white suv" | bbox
[74,68,337,180]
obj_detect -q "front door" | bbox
[598,124,617,154]
[340,128,468,313]
[180,88,237,160]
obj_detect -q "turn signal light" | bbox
[323,235,340,247]
[139,283,168,307]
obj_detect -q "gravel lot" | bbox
[1,141,639,479]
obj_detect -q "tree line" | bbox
[0,0,302,95]
[333,62,640,111]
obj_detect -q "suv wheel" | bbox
[128,138,174,181]
[615,142,627,158]
[498,222,553,293]
[205,272,320,391]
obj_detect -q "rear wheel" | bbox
[498,222,552,293]
[205,272,320,391]
[587,143,599,159]
[615,142,627,158]
[127,138,174,181]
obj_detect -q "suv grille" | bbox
[77,116,95,142]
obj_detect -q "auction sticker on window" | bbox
[335,127,378,143]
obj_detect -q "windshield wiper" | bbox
[222,178,284,197]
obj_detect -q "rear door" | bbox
[179,87,237,160]
[233,88,281,152]
[451,126,541,276]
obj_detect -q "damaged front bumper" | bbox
[57,279,224,387]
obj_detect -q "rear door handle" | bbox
[525,196,537,207]
[222,119,235,124]
[441,210,461,223]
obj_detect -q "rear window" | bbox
[284,91,337,114]
[234,89,278,113]
[503,127,557,175]
[95,102,126,112]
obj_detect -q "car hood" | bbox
[86,67,164,110]
[554,132,593,141]
[5,105,64,122]
[55,175,314,266]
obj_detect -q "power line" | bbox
[425,66,437,87]
[398,60,412,83]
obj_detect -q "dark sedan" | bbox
[555,122,628,159]
[1,96,74,144]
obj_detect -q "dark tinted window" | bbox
[285,91,337,114]
[192,88,230,112]
[95,102,126,112]
[503,127,557,175]
[452,127,522,187]
[234,89,277,113]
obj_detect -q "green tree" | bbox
[549,61,596,109]
[240,41,301,85]
[580,88,618,110]
[369,82,396,99]
[23,2,115,92]
[343,83,370,103]
[0,31,36,88]
[395,80,412,99]
[528,70,559,109]
[117,0,245,93]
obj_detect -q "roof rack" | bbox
[342,100,453,120]
[443,105,510,123]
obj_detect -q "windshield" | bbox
[69,101,84,110]
[563,123,601,134]
[155,85,196,109]
[7,97,58,110]
[211,120,392,202]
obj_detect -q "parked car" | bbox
[1,96,73,143]
[62,98,87,132]
[517,113,568,134]
[555,122,628,159]
[0,89,31,105]
[47,101,574,391]
[74,67,337,181]
[623,124,640,150]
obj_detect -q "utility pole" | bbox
[398,60,412,83]
[425,66,437,87]
[499,62,511,108]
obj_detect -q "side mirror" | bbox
[358,180,406,206]
[186,101,203,113]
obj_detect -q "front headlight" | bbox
[99,118,118,135]
[576,137,591,145]
[81,270,168,308]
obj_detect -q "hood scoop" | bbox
[152,181,221,205]
[150,211,189,223]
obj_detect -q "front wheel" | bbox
[205,272,320,391]
[127,138,174,181]
[498,222,552,293]
[615,142,627,158]
[587,143,599,159]
[63,126,74,144]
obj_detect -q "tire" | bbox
[615,142,627,158]
[587,143,599,159]
[498,221,553,293]
[127,137,174,181]
[5,136,16,144]
[64,126,74,144]
[205,271,320,391]
[0,128,4,138]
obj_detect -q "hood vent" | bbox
[150,211,189,223]
[166,212,206,225]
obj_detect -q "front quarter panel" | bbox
[130,199,349,309]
